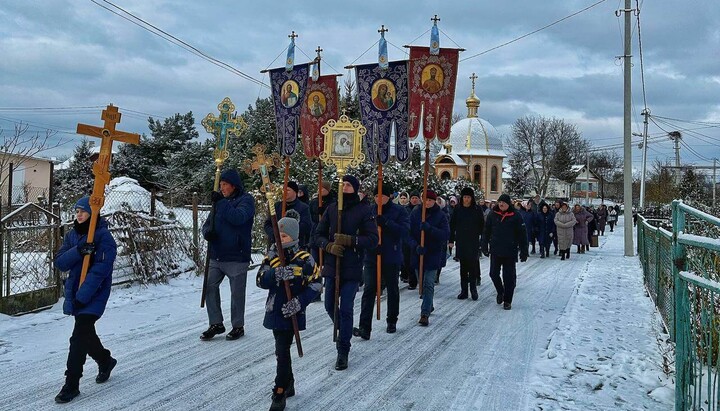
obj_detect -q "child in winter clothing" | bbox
[54,197,118,403]
[257,212,321,411]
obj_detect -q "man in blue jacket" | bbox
[408,190,450,326]
[54,196,118,403]
[264,180,312,249]
[201,169,256,341]
[481,193,528,310]
[314,175,378,370]
[354,183,409,339]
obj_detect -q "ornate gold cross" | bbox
[201,97,247,190]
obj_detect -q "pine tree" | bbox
[55,138,94,206]
[679,168,707,205]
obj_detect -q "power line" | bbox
[460,0,608,62]
[635,0,648,112]
[90,0,268,88]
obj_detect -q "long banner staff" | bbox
[376,160,383,319]
[418,115,430,296]
[245,144,304,357]
[319,112,366,342]
[75,104,140,285]
[199,97,247,307]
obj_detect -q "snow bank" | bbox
[102,177,171,218]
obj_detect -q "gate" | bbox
[0,203,62,315]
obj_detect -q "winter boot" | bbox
[470,284,479,301]
[531,245,536,254]
[576,245,582,254]
[269,387,287,411]
[335,353,348,370]
[55,383,80,404]
[200,323,225,340]
[546,249,550,258]
[226,326,245,340]
[457,290,468,300]
[352,327,370,340]
[418,315,429,326]
[386,322,397,334]
[496,292,504,304]
[554,248,558,255]
[503,302,512,310]
[96,357,117,383]
[540,252,545,259]
[566,249,570,259]
[561,251,565,261]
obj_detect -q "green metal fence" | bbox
[640,201,720,410]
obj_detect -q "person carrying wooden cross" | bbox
[54,196,118,403]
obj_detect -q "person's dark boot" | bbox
[226,326,244,340]
[386,322,397,334]
[457,290,468,300]
[269,387,287,411]
[418,315,429,326]
[540,252,545,259]
[576,245,581,254]
[546,250,550,258]
[503,302,512,310]
[470,284,479,301]
[566,249,570,259]
[200,323,225,340]
[496,292,504,304]
[55,382,80,404]
[352,327,370,340]
[554,248,558,255]
[561,251,565,261]
[96,357,117,383]
[531,245,536,254]
[335,353,348,370]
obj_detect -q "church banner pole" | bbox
[419,135,430,296]
[376,161,383,319]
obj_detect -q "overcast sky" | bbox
[1,0,719,174]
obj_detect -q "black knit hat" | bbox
[374,183,394,197]
[460,186,475,198]
[287,181,299,194]
[497,193,512,206]
[342,175,360,193]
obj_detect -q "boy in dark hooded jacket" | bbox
[54,196,118,403]
[257,212,321,411]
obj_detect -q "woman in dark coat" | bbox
[519,201,540,255]
[596,204,608,236]
[572,204,594,253]
[448,187,484,300]
[536,203,555,258]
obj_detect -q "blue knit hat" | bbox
[342,175,360,193]
[220,169,244,193]
[74,196,92,214]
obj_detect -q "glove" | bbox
[420,222,431,231]
[73,299,87,310]
[376,215,387,227]
[334,233,354,247]
[416,246,426,255]
[520,254,528,262]
[210,191,224,203]
[78,243,95,256]
[203,231,217,242]
[281,297,302,318]
[325,242,345,257]
[274,266,295,282]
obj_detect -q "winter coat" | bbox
[608,209,618,223]
[553,209,576,250]
[572,208,594,246]
[56,218,117,317]
[314,193,379,282]
[264,199,312,248]
[309,192,337,225]
[256,247,321,330]
[537,209,556,247]
[203,187,256,263]
[407,204,450,272]
[596,207,608,230]
[519,208,540,242]
[449,202,485,260]
[481,206,528,260]
[364,201,410,265]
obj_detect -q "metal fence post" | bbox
[150,189,156,217]
[672,199,687,410]
[192,192,199,267]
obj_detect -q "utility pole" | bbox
[586,152,590,206]
[639,108,649,208]
[714,158,717,209]
[669,131,682,185]
[622,0,634,257]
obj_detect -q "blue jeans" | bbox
[417,269,436,317]
[324,277,359,355]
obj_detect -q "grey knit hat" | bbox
[278,210,300,249]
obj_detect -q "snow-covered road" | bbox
[0,218,672,410]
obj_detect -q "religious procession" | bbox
[2,4,688,410]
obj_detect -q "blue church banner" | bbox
[269,63,309,156]
[355,60,409,164]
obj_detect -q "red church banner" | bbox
[300,74,338,158]
[407,46,459,142]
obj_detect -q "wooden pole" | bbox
[418,139,430,296]
[333,175,344,342]
[282,156,290,217]
[200,164,222,308]
[318,161,324,268]
[376,162,383,320]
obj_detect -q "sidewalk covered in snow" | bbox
[0,218,672,410]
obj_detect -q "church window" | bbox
[441,171,451,180]
[491,166,498,192]
[473,165,481,184]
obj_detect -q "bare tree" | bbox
[590,150,622,201]
[507,116,588,197]
[0,123,61,188]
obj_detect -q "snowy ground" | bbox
[0,218,673,410]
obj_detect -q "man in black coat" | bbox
[481,193,528,310]
[309,180,336,262]
[448,187,484,300]
[402,191,422,288]
[355,183,410,339]
[264,180,312,249]
[314,175,378,370]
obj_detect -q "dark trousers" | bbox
[552,232,558,251]
[540,238,551,255]
[324,277,359,355]
[458,258,480,293]
[402,247,415,287]
[65,314,111,385]
[489,255,517,304]
[360,262,400,331]
[273,329,294,390]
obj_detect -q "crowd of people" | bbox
[54,170,619,410]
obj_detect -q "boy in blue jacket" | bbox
[54,197,118,403]
[257,212,321,411]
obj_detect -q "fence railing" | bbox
[639,201,720,410]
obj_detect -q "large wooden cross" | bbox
[75,104,140,284]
